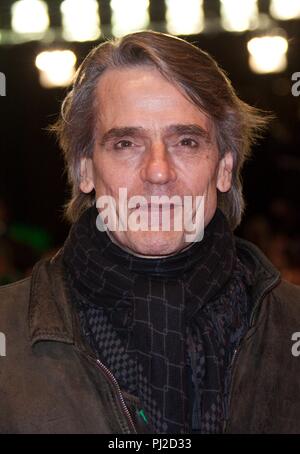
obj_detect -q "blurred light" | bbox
[247,36,288,74]
[165,0,204,35]
[35,50,77,88]
[11,0,49,34]
[270,0,300,20]
[61,0,101,42]
[111,0,149,37]
[220,0,258,32]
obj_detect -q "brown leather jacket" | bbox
[1,237,300,434]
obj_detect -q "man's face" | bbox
[80,66,233,256]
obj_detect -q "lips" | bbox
[137,203,183,230]
[136,202,181,211]
[139,203,176,211]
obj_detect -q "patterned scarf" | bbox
[62,205,253,433]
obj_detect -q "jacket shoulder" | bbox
[271,279,300,315]
[0,277,31,305]
[0,277,32,332]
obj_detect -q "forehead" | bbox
[94,66,213,134]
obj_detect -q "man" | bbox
[1,30,300,434]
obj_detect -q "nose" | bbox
[140,142,177,185]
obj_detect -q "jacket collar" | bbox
[28,237,281,346]
[235,237,281,321]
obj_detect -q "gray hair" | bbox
[51,30,269,229]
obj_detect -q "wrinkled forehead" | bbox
[93,65,216,140]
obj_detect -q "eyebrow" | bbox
[99,124,212,146]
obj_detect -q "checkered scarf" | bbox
[63,205,253,433]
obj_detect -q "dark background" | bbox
[0,0,300,284]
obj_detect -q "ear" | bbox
[79,157,94,194]
[216,151,233,193]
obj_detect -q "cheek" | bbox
[186,164,218,195]
[92,155,135,196]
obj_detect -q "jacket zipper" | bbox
[223,276,281,433]
[94,358,137,434]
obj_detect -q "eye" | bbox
[115,140,134,149]
[179,138,198,148]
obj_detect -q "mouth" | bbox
[130,202,184,232]
[138,203,177,212]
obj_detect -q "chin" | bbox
[125,231,186,257]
